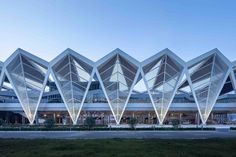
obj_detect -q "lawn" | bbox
[0,138,236,157]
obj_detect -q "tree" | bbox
[172,119,180,129]
[84,117,95,130]
[0,119,5,126]
[44,118,55,129]
[128,117,138,130]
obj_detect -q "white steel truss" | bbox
[0,61,3,89]
[0,47,235,125]
[141,49,185,124]
[0,61,3,74]
[95,48,140,124]
[4,48,49,124]
[185,49,231,124]
[232,61,236,93]
[50,48,95,124]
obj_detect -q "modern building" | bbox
[0,48,236,126]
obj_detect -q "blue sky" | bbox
[0,0,236,63]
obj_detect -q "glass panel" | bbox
[188,54,229,123]
[143,55,183,124]
[52,53,93,124]
[6,53,48,124]
[97,53,138,123]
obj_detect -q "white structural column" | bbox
[0,61,4,89]
[95,48,140,124]
[231,61,236,93]
[4,48,49,124]
[50,48,94,124]
[141,49,185,124]
[186,49,231,124]
[0,61,3,75]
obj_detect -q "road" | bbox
[0,130,236,139]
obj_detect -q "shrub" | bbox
[44,118,55,129]
[84,117,95,130]
[0,119,5,126]
[128,117,138,130]
[172,119,180,129]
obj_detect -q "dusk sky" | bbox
[0,0,236,63]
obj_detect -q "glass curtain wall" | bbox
[51,53,93,124]
[6,51,48,124]
[97,52,139,124]
[187,53,229,124]
[142,54,184,124]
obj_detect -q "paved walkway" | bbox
[0,131,236,139]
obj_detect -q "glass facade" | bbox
[97,49,139,123]
[142,52,184,124]
[0,48,234,125]
[51,49,94,124]
[4,49,48,124]
[187,52,230,124]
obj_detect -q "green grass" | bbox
[0,138,236,157]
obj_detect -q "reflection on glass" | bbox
[52,53,93,124]
[188,54,229,123]
[143,55,183,124]
[6,51,48,124]
[98,53,138,123]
